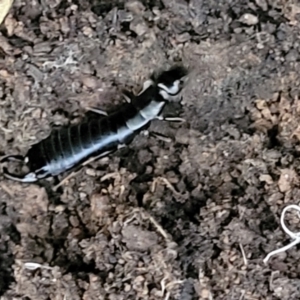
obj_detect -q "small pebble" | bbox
[69,215,79,227]
[176,32,191,43]
[239,13,258,25]
[59,16,70,34]
[124,284,131,292]
[286,49,298,62]
[257,43,264,49]
[125,1,145,14]
[82,76,98,89]
[130,17,148,36]
[86,168,97,177]
[255,0,268,11]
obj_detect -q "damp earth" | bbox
[1,1,300,299]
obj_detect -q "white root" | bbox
[264,204,300,264]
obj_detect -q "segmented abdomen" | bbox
[27,107,136,176]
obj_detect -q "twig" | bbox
[239,243,248,266]
[142,210,169,240]
[151,176,181,197]
[53,169,80,191]
[0,183,15,197]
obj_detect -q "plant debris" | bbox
[1,1,300,299]
[0,0,13,26]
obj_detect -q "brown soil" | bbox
[1,1,300,299]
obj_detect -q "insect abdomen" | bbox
[27,108,134,176]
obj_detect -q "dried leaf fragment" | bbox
[0,0,13,26]
[278,168,298,193]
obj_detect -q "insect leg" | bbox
[122,93,131,103]
[156,116,186,123]
[149,132,172,143]
[53,150,114,191]
[151,114,186,143]
[138,79,154,96]
[85,106,108,116]
[82,150,113,166]
[0,154,24,163]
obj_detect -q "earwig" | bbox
[1,66,188,183]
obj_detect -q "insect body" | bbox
[1,66,188,183]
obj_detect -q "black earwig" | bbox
[1,66,188,183]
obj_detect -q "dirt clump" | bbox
[1,1,300,299]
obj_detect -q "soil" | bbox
[1,0,300,299]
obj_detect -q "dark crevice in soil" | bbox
[0,257,14,297]
[90,1,125,16]
[258,206,278,233]
[267,125,281,149]
[45,210,103,284]
[65,257,106,280]
[0,204,19,296]
[140,0,165,10]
